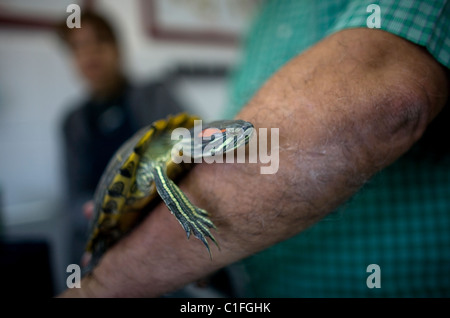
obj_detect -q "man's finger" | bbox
[83,201,94,220]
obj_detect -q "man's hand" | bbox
[59,28,448,297]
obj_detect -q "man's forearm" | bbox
[61,29,447,297]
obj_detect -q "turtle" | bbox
[85,113,254,268]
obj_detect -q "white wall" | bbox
[0,29,81,210]
[96,0,241,80]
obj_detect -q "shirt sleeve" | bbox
[328,0,450,68]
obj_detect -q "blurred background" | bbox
[0,0,262,295]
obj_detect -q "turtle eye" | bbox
[198,128,226,139]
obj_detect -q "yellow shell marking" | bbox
[86,113,200,252]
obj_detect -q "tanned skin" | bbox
[60,29,448,297]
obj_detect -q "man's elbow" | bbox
[383,65,448,153]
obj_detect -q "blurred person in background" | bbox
[59,10,183,263]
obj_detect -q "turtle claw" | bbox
[175,206,219,257]
[190,210,219,253]
[152,165,218,256]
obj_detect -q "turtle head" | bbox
[193,119,254,159]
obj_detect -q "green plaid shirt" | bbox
[229,0,450,297]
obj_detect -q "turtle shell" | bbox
[85,113,199,259]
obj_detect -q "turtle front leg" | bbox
[151,164,218,255]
